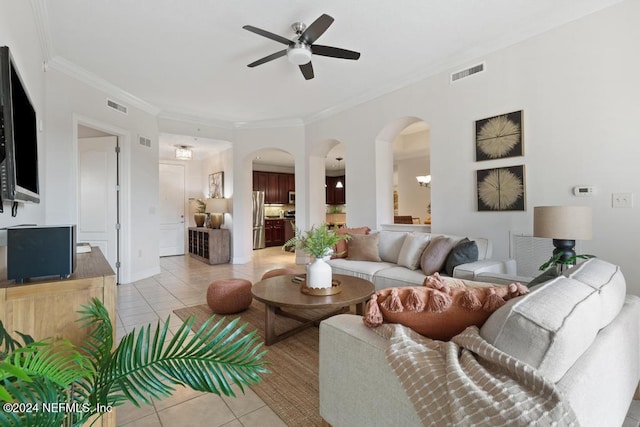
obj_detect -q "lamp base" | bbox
[552,239,576,271]
[209,213,223,229]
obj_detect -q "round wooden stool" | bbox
[206,278,252,314]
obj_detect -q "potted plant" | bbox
[0,298,267,426]
[194,198,206,227]
[539,253,595,273]
[284,223,349,289]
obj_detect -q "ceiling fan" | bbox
[243,13,360,80]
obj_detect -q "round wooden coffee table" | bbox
[252,274,375,345]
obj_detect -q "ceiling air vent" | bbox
[106,98,128,114]
[138,136,151,148]
[450,62,485,83]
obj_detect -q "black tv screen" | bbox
[0,46,40,203]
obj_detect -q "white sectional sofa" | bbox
[319,258,640,426]
[327,229,515,290]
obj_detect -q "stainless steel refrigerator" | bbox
[252,191,265,249]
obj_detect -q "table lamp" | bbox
[206,198,228,229]
[533,206,592,270]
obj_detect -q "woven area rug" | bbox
[173,301,322,427]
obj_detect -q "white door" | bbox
[78,136,118,270]
[159,163,186,256]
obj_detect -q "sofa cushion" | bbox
[333,226,370,258]
[377,231,409,263]
[480,275,606,383]
[444,238,479,276]
[327,258,396,283]
[347,233,382,262]
[420,235,456,275]
[372,266,428,288]
[363,276,528,341]
[562,258,626,329]
[397,233,431,270]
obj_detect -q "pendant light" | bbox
[335,157,344,188]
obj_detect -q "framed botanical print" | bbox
[475,110,523,161]
[209,171,224,198]
[476,165,525,211]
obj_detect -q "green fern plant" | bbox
[0,298,267,426]
[284,223,350,258]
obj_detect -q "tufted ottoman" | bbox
[206,279,252,314]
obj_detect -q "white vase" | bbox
[306,257,332,289]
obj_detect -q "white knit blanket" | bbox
[374,324,578,427]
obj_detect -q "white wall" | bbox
[304,0,640,293]
[44,68,161,283]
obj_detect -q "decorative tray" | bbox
[292,275,343,296]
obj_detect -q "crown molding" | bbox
[157,110,235,130]
[233,117,304,130]
[46,56,162,116]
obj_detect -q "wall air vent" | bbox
[138,136,151,148]
[106,98,128,114]
[450,62,485,83]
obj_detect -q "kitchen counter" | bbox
[326,213,346,227]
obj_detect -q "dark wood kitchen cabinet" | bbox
[253,171,295,204]
[265,219,285,247]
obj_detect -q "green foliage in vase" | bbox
[539,253,595,271]
[195,199,207,214]
[0,298,267,427]
[284,223,349,259]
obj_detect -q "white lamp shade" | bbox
[533,206,592,240]
[205,198,228,213]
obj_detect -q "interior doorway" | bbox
[77,126,121,282]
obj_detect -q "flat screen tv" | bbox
[0,46,40,203]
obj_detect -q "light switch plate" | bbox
[612,193,633,208]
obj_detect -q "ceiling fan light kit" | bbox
[243,14,360,80]
[287,43,312,65]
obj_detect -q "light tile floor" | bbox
[115,247,301,427]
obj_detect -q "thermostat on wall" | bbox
[573,186,595,196]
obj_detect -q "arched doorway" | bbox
[251,148,295,250]
[375,117,430,227]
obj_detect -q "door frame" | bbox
[73,114,130,284]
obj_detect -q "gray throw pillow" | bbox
[444,238,479,276]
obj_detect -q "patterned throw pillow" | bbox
[363,273,528,341]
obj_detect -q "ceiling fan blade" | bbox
[243,25,291,45]
[299,62,314,80]
[247,50,287,67]
[299,14,334,45]
[312,45,360,60]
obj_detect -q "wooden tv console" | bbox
[0,247,116,426]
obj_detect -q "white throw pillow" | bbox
[396,233,431,270]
